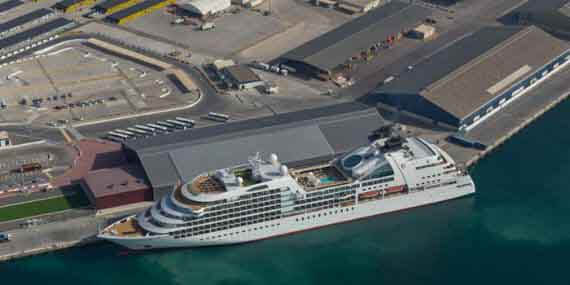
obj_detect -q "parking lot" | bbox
[0,143,75,194]
[124,7,285,58]
[0,40,199,127]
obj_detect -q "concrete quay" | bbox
[0,204,148,262]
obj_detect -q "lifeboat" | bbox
[359,190,380,199]
[385,185,405,194]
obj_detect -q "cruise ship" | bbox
[98,136,475,249]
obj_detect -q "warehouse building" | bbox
[0,18,75,53]
[122,102,386,199]
[499,0,570,38]
[106,0,175,25]
[279,1,431,79]
[53,0,96,13]
[94,0,143,15]
[368,26,570,131]
[338,0,386,14]
[178,0,231,16]
[0,0,23,14]
[83,164,152,210]
[223,65,264,90]
[0,9,53,37]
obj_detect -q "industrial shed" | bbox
[0,9,53,36]
[122,102,386,199]
[106,0,175,25]
[369,26,570,131]
[0,18,74,53]
[53,0,96,13]
[279,1,431,79]
[178,0,230,16]
[223,65,264,89]
[0,0,23,14]
[338,0,386,14]
[499,0,570,38]
[94,0,143,14]
[83,164,152,210]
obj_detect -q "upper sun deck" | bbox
[290,164,350,191]
[177,153,293,206]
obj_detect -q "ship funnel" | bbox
[270,153,280,166]
[280,165,288,176]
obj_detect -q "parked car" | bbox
[0,233,11,242]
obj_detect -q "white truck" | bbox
[200,22,216,31]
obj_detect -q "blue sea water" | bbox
[2,100,570,284]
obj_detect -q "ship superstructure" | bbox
[99,136,475,249]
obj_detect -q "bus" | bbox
[127,127,150,136]
[175,117,196,126]
[134,125,157,133]
[206,112,230,122]
[107,131,130,142]
[147,123,169,132]
[167,119,191,129]
[115,129,137,137]
[156,121,177,129]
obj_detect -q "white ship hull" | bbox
[100,178,474,250]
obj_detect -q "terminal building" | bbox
[278,1,430,80]
[83,164,152,209]
[122,102,386,199]
[368,26,570,131]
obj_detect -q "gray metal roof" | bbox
[0,18,74,51]
[373,26,570,119]
[136,153,179,189]
[126,102,374,154]
[54,0,87,8]
[170,125,335,182]
[375,26,524,98]
[280,1,431,72]
[224,65,261,84]
[0,0,23,13]
[128,102,385,189]
[96,0,132,10]
[499,0,570,26]
[424,26,569,118]
[511,0,568,12]
[0,9,53,32]
[106,0,166,21]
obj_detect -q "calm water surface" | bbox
[2,100,570,284]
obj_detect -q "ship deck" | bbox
[190,175,225,195]
[105,217,145,237]
[291,164,350,191]
[174,184,210,211]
